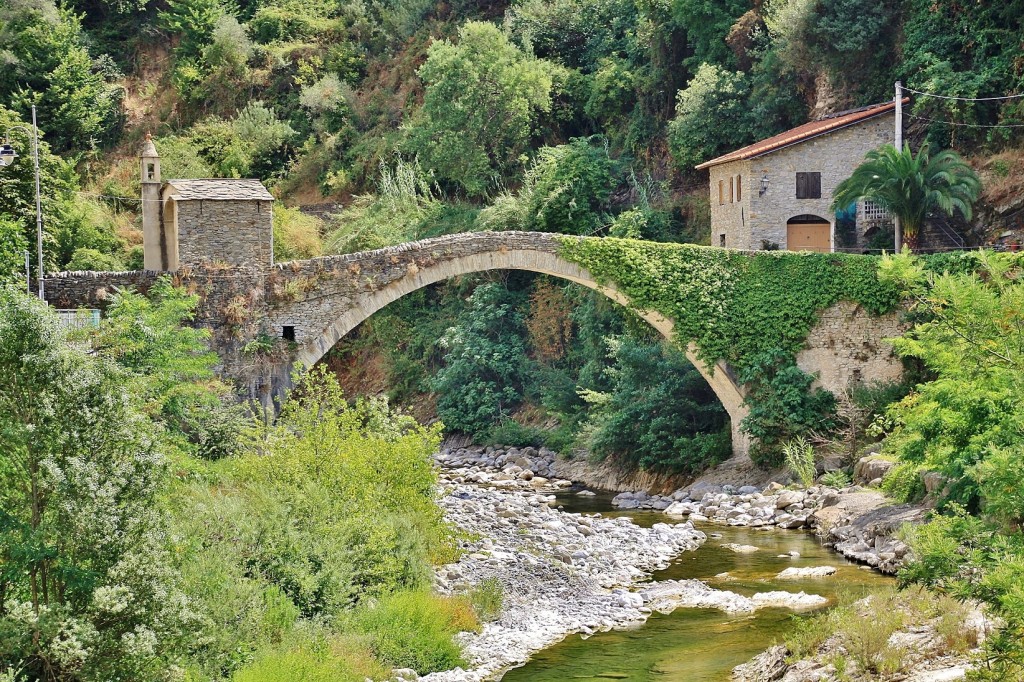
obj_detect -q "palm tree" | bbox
[832,143,981,250]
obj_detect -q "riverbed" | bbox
[500,490,895,682]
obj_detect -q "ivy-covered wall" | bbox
[557,237,903,374]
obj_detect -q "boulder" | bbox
[775,566,836,579]
[775,490,804,510]
[731,644,789,682]
[854,455,896,484]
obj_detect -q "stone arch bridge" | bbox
[44,231,905,459]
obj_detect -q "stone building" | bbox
[140,136,274,270]
[696,99,904,252]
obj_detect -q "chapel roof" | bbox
[694,98,907,170]
[164,179,274,201]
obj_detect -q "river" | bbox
[501,489,895,682]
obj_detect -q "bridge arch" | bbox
[275,236,751,458]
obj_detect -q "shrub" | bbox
[404,21,554,196]
[469,578,504,622]
[273,205,324,262]
[783,436,816,487]
[431,283,532,434]
[352,590,477,673]
[739,351,839,466]
[881,461,925,501]
[820,469,852,488]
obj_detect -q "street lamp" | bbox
[0,143,16,167]
[0,105,44,299]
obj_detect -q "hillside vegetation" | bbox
[3,0,1024,471]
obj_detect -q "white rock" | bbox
[776,566,837,579]
[750,591,828,610]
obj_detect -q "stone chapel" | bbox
[140,135,275,271]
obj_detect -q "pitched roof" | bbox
[694,98,906,170]
[164,179,274,201]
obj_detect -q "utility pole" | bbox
[31,106,43,299]
[894,81,903,252]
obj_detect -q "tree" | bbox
[477,136,616,234]
[430,283,532,433]
[668,63,755,171]
[831,143,981,250]
[875,250,1024,508]
[0,287,188,680]
[87,277,246,459]
[0,2,124,152]
[0,106,78,274]
[404,21,554,197]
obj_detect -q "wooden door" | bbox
[787,222,831,252]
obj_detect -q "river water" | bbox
[501,490,895,682]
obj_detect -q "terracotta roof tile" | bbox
[694,99,906,170]
[165,179,274,201]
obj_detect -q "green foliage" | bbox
[670,0,750,69]
[0,2,124,151]
[229,627,386,682]
[405,21,554,196]
[902,0,1024,149]
[468,578,504,622]
[431,283,532,434]
[832,144,981,248]
[85,277,247,459]
[581,336,731,474]
[0,105,78,275]
[479,136,615,235]
[668,63,754,170]
[739,351,839,464]
[65,246,124,271]
[326,158,441,253]
[0,287,187,680]
[876,250,1024,510]
[783,436,816,487]
[351,590,477,673]
[0,217,28,285]
[820,469,852,488]
[557,238,890,456]
[190,102,296,178]
[899,510,1024,680]
[172,366,455,677]
[273,205,324,261]
[558,238,901,373]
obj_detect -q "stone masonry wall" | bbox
[175,199,274,269]
[46,232,907,456]
[708,159,752,249]
[797,300,907,411]
[747,116,892,249]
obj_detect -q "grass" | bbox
[469,577,504,622]
[351,589,479,673]
[231,629,387,682]
[783,586,979,678]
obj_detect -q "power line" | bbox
[902,86,1024,102]
[906,113,1024,129]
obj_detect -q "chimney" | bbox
[140,134,165,270]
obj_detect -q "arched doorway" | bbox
[786,214,832,253]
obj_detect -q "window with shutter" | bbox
[729,177,734,203]
[796,172,821,199]
[736,175,742,201]
[718,180,724,205]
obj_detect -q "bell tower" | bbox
[140,134,166,270]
